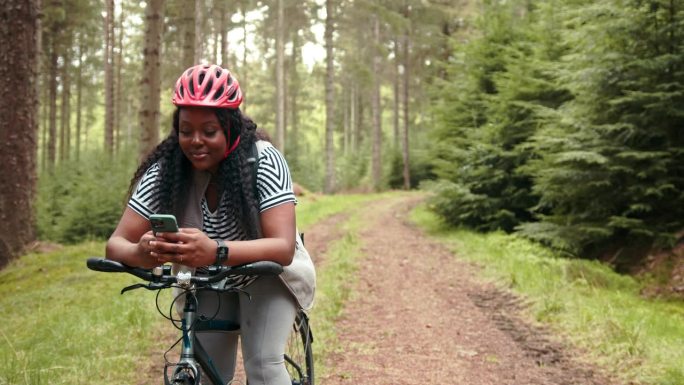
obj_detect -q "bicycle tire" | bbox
[284,312,314,385]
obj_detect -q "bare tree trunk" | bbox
[104,0,115,155]
[47,38,58,170]
[115,6,125,154]
[290,34,300,156]
[41,71,49,170]
[60,45,71,161]
[371,15,382,191]
[76,40,83,161]
[402,6,411,190]
[182,5,195,68]
[393,37,400,151]
[194,0,202,64]
[0,0,39,268]
[275,0,285,150]
[324,0,335,193]
[355,84,363,151]
[139,0,166,161]
[241,5,248,113]
[220,0,229,67]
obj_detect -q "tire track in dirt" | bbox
[322,195,615,385]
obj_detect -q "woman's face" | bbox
[178,107,228,173]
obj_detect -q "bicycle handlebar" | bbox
[86,257,283,286]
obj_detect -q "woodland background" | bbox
[1,0,683,273]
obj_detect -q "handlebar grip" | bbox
[87,257,127,273]
[229,261,283,276]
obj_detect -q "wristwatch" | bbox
[215,240,229,266]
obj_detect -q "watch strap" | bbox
[215,239,228,266]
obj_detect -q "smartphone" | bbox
[149,214,179,234]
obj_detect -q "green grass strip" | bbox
[410,204,684,385]
[0,241,162,385]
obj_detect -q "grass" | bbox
[0,242,161,385]
[296,193,383,230]
[0,192,391,385]
[410,204,684,385]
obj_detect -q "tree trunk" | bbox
[290,33,300,156]
[139,0,166,161]
[194,0,202,64]
[393,37,400,151]
[0,0,40,268]
[182,4,195,68]
[76,39,83,161]
[104,0,115,155]
[41,70,49,170]
[402,7,411,190]
[47,38,58,170]
[60,44,71,161]
[371,15,382,191]
[115,7,125,154]
[241,5,248,113]
[220,0,229,66]
[275,0,286,150]
[324,0,335,193]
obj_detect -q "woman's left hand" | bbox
[149,228,216,267]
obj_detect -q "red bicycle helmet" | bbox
[172,64,243,109]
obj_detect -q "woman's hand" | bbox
[132,230,164,268]
[149,228,216,267]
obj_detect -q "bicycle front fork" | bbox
[165,293,202,385]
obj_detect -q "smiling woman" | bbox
[103,64,315,385]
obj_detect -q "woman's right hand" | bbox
[136,230,163,268]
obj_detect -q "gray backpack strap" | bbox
[247,141,260,197]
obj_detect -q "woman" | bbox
[106,64,315,385]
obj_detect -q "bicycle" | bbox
[87,258,314,385]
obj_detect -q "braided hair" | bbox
[128,107,264,239]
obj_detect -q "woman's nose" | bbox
[191,133,202,145]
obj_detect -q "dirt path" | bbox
[322,195,615,385]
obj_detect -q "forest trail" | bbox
[135,194,616,385]
[319,194,614,385]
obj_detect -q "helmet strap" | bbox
[223,135,241,159]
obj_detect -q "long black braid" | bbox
[127,107,263,239]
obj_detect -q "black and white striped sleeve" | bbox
[256,146,296,212]
[128,163,161,219]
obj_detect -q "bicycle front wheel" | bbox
[284,312,314,385]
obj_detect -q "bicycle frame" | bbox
[166,289,241,385]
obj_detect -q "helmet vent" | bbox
[214,85,224,101]
[188,78,195,96]
[204,79,213,97]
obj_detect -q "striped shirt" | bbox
[128,145,296,288]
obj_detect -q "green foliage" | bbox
[387,148,437,189]
[411,204,684,385]
[427,0,569,232]
[429,0,684,256]
[36,150,136,243]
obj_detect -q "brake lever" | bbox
[121,283,147,294]
[121,282,172,294]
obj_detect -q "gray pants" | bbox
[195,276,298,385]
